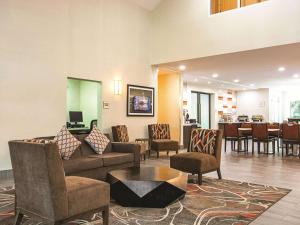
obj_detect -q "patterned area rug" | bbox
[0,177,290,225]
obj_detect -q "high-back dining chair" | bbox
[282,123,300,157]
[252,123,276,155]
[224,123,247,153]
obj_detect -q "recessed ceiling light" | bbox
[208,81,212,84]
[179,65,186,71]
[278,67,286,72]
[243,88,247,91]
[212,73,219,78]
[233,79,239,83]
[194,78,198,82]
[293,74,299,78]
[250,84,255,87]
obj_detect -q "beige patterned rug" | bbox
[0,177,290,225]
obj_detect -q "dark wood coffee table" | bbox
[107,166,187,208]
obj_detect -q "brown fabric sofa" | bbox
[62,133,141,180]
[9,140,110,225]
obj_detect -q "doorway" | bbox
[190,91,211,129]
[67,78,102,128]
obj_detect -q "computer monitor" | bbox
[69,111,83,124]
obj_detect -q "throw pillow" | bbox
[85,126,110,154]
[54,125,81,160]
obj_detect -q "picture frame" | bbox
[127,84,155,117]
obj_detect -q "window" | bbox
[211,0,267,14]
[240,0,267,7]
[290,101,300,118]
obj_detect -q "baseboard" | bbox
[0,169,13,180]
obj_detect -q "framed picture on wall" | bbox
[127,84,155,117]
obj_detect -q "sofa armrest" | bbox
[111,142,140,167]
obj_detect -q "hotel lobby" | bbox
[1,0,300,225]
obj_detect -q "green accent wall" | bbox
[67,78,102,128]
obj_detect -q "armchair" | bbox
[9,140,110,225]
[112,125,147,160]
[148,124,179,158]
[170,128,223,185]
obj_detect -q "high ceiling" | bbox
[158,43,300,90]
[129,0,162,11]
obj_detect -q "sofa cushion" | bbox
[66,176,110,217]
[152,139,178,151]
[63,157,103,175]
[89,152,134,167]
[170,152,218,173]
[54,126,81,160]
[85,126,110,154]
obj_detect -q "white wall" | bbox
[151,0,300,64]
[236,88,269,121]
[0,0,156,170]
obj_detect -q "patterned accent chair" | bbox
[112,125,147,160]
[9,140,110,225]
[170,128,223,185]
[148,124,179,158]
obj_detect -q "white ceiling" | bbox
[158,43,300,90]
[129,0,162,11]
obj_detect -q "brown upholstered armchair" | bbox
[112,125,148,160]
[148,124,179,158]
[9,140,110,225]
[170,128,223,185]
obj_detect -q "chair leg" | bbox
[102,206,109,225]
[252,140,254,154]
[217,168,222,179]
[157,151,159,158]
[14,210,23,225]
[198,172,202,185]
[225,139,227,152]
[167,151,169,156]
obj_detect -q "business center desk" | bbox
[68,127,90,134]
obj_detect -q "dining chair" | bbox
[252,123,276,155]
[268,122,280,154]
[224,123,247,153]
[281,123,300,157]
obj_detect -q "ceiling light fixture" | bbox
[278,67,286,72]
[250,84,255,87]
[212,73,219,78]
[179,65,186,71]
[233,79,239,83]
[208,81,212,84]
[194,78,198,82]
[293,74,299,78]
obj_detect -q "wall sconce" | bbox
[114,79,122,95]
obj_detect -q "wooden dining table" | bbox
[238,128,280,132]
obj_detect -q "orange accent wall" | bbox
[158,71,181,142]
